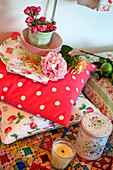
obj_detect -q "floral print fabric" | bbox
[0,93,101,144]
[0,33,49,84]
[77,0,113,11]
[83,51,113,123]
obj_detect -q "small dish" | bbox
[21,28,63,62]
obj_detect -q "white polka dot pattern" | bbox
[52,87,57,92]
[70,99,74,104]
[18,104,22,108]
[36,91,41,96]
[0,74,3,78]
[86,70,89,74]
[1,96,4,100]
[18,82,23,87]
[3,87,8,92]
[81,79,84,83]
[76,88,79,92]
[92,65,96,68]
[66,87,70,91]
[21,95,26,101]
[55,101,60,106]
[59,115,64,120]
[72,76,76,80]
[40,105,45,110]
[37,114,40,117]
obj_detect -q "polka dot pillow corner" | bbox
[0,59,96,127]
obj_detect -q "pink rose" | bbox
[36,25,47,32]
[41,52,67,81]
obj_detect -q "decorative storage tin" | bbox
[75,112,112,160]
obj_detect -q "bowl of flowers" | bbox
[21,5,62,62]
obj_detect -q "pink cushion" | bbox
[0,59,96,127]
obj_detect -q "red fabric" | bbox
[0,59,96,127]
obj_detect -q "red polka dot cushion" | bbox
[0,59,96,127]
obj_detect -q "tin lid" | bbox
[81,112,112,138]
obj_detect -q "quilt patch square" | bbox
[0,147,15,169]
[23,134,43,147]
[39,136,55,152]
[34,148,51,167]
[1,140,23,154]
[62,128,77,143]
[10,155,32,170]
[16,143,39,162]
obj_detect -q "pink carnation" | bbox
[30,26,37,34]
[36,25,47,32]
[24,6,31,14]
[39,16,46,22]
[41,52,67,81]
[25,15,34,23]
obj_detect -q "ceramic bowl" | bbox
[21,28,63,62]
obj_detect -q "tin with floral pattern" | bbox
[75,112,112,160]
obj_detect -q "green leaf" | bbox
[1,42,4,46]
[92,62,102,69]
[16,119,20,124]
[99,58,106,64]
[0,56,9,63]
[91,70,102,79]
[27,131,33,134]
[0,116,2,121]
[79,104,86,110]
[106,58,113,65]
[11,134,18,139]
[29,116,33,119]
[19,115,25,119]
[34,127,40,130]
[17,112,21,117]
[60,45,73,55]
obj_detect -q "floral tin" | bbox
[75,112,112,160]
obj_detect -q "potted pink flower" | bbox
[24,5,57,48]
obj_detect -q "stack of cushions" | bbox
[0,93,101,144]
[0,59,96,127]
[0,32,96,128]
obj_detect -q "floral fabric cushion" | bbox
[83,76,113,123]
[0,93,101,144]
[0,58,96,127]
[82,51,113,124]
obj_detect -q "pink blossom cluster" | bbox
[41,52,67,81]
[24,6,41,15]
[24,6,57,34]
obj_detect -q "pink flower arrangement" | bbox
[41,52,67,81]
[24,6,57,34]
